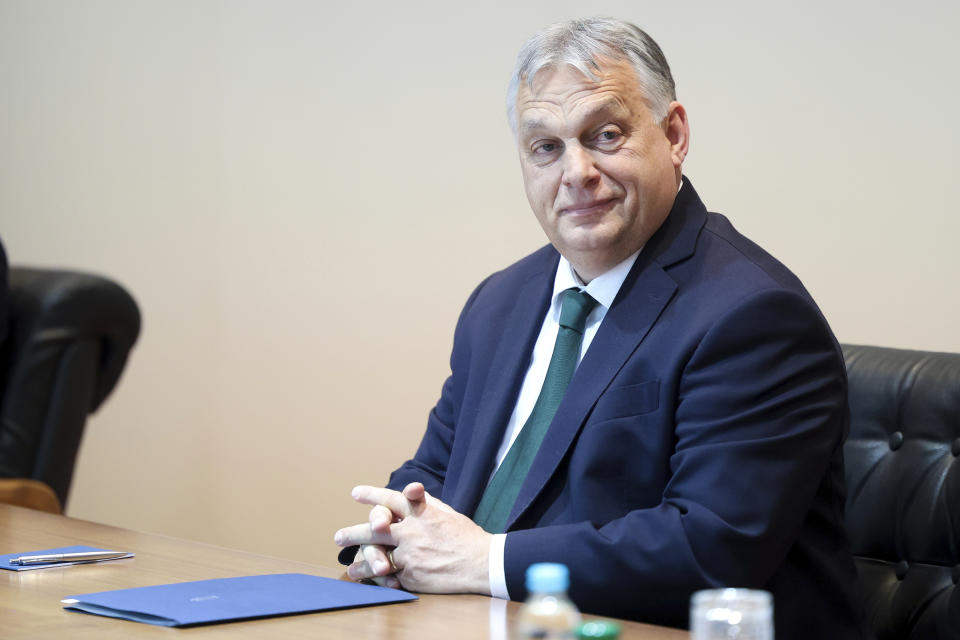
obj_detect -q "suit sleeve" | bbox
[502,288,848,623]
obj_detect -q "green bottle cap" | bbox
[576,620,621,639]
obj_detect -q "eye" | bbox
[532,141,560,156]
[593,127,624,149]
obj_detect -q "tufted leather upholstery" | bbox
[842,344,960,639]
[0,267,140,508]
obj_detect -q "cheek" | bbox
[600,154,646,183]
[522,167,560,209]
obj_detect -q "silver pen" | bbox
[9,551,131,566]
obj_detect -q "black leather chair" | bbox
[0,267,140,511]
[842,344,960,639]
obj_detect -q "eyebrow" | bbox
[518,99,627,137]
[519,119,548,135]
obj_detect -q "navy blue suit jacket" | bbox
[386,180,863,638]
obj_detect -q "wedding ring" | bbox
[387,549,399,572]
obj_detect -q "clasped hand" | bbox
[333,482,492,595]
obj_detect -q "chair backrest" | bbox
[841,344,960,639]
[0,267,140,508]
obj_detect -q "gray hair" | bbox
[507,17,676,134]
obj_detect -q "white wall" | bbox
[1,0,957,565]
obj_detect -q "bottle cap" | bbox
[525,562,569,592]
[576,620,621,639]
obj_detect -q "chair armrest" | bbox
[0,478,61,513]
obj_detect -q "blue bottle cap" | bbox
[526,562,570,592]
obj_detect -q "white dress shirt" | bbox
[487,249,641,599]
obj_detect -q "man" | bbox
[335,17,863,638]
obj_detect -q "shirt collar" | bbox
[551,248,642,313]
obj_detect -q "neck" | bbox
[566,246,635,284]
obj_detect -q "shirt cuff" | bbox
[488,533,510,599]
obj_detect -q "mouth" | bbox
[559,197,617,217]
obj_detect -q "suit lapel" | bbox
[448,256,556,516]
[504,179,708,529]
[505,263,677,528]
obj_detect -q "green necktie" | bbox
[473,288,598,533]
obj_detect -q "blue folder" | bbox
[62,573,417,626]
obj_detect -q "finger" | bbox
[403,481,457,514]
[346,559,374,581]
[334,522,395,548]
[347,545,396,581]
[368,575,399,589]
[347,559,396,584]
[383,575,402,589]
[401,482,426,503]
[362,543,394,577]
[352,486,414,518]
[369,504,394,534]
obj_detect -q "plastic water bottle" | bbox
[516,563,581,638]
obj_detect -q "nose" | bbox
[561,144,601,189]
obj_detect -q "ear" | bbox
[663,101,690,168]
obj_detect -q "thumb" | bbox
[402,482,427,503]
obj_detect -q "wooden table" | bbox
[0,504,687,638]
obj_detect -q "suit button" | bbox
[889,432,904,451]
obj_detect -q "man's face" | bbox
[515,57,688,282]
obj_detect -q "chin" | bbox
[560,227,621,252]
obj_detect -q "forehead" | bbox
[515,57,650,133]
